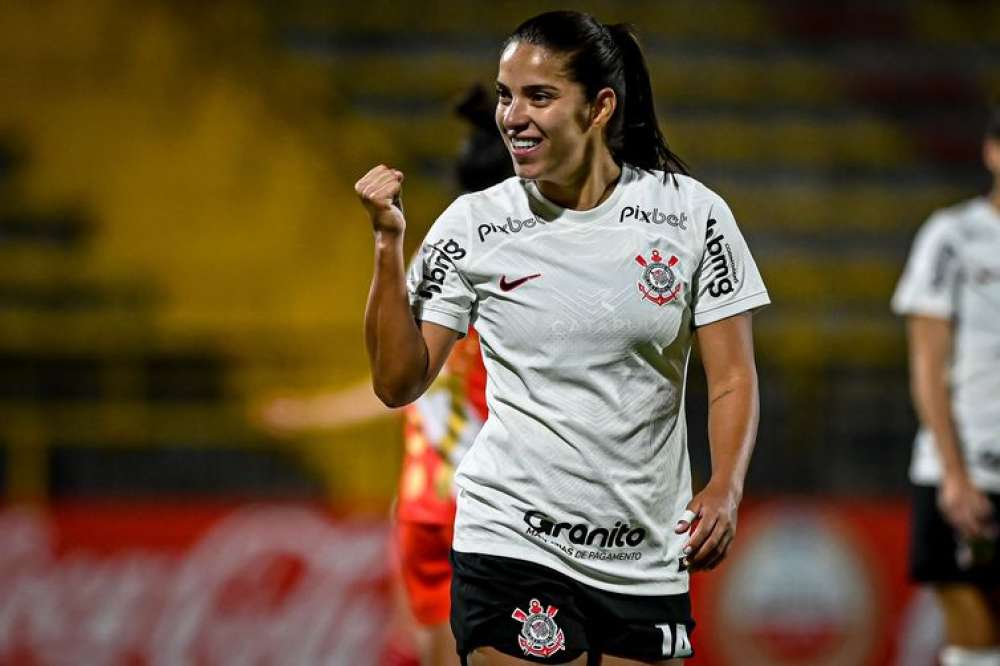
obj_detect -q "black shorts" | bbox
[910,484,1000,586]
[450,551,695,664]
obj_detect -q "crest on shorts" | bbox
[511,598,566,658]
[635,249,682,306]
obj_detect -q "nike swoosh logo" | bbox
[499,273,542,291]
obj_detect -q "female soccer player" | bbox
[892,108,1000,666]
[356,11,768,665]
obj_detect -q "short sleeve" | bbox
[406,198,477,334]
[691,195,770,327]
[891,213,959,320]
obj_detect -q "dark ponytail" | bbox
[506,11,687,180]
[605,24,687,177]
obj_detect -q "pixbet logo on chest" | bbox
[619,206,688,229]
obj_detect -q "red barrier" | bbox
[689,499,918,666]
[0,500,926,665]
[0,503,394,665]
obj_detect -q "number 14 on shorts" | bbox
[656,623,693,659]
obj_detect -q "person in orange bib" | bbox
[395,328,488,663]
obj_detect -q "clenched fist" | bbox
[355,164,406,235]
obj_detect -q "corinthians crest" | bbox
[635,249,682,306]
[511,598,565,658]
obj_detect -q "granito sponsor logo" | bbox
[417,238,466,298]
[523,510,645,561]
[619,206,688,229]
[478,216,546,242]
[705,217,738,297]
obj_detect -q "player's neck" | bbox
[990,184,1000,214]
[537,148,621,212]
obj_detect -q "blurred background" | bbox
[1,0,998,664]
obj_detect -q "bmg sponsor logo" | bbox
[705,217,738,297]
[417,238,466,299]
[478,216,546,243]
[932,244,956,289]
[619,206,688,229]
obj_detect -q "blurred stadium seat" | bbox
[0,0,997,505]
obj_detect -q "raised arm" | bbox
[677,312,760,571]
[907,314,992,538]
[356,165,460,406]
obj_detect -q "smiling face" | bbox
[495,41,609,185]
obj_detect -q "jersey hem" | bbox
[451,540,690,597]
[911,467,1000,494]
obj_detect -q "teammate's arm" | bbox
[356,165,460,407]
[907,314,993,538]
[255,380,400,435]
[678,312,759,571]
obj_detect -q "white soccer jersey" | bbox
[406,166,770,595]
[892,197,1000,492]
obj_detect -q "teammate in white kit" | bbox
[892,108,1000,666]
[356,11,768,665]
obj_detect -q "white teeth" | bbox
[512,138,540,149]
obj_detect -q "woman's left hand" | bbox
[674,481,741,572]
